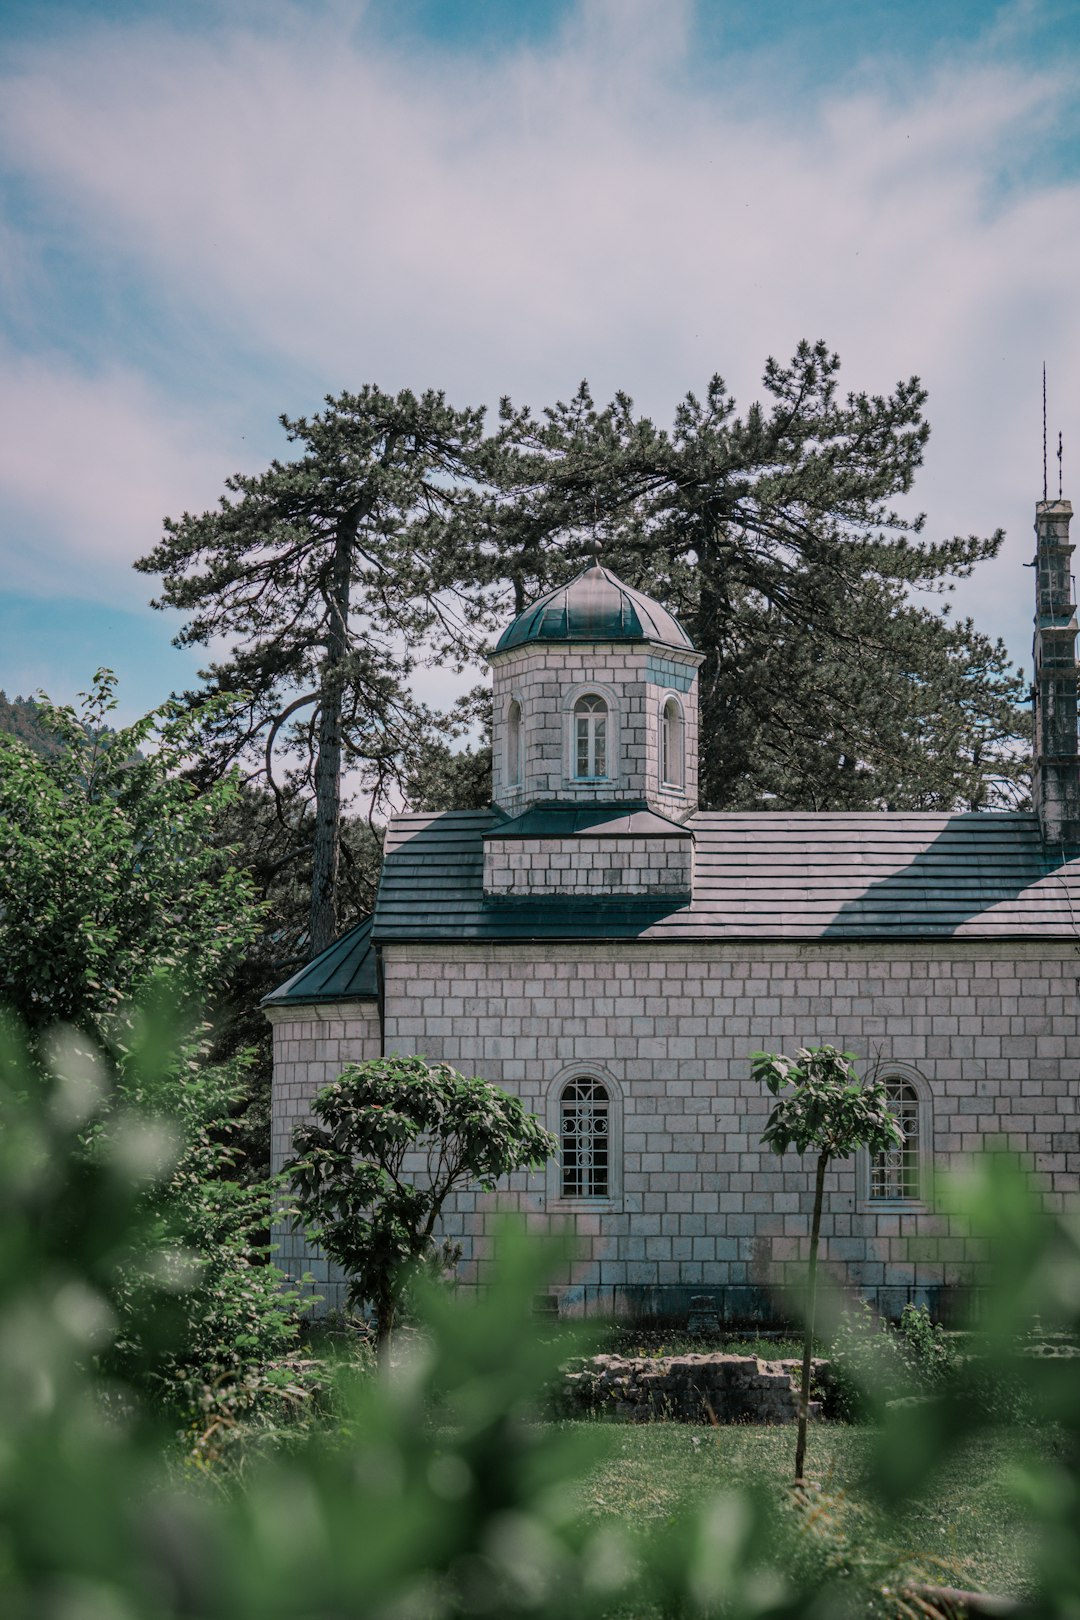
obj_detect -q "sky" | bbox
[2,0,1080,725]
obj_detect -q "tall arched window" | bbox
[506,698,523,786]
[870,1078,921,1201]
[660,696,684,788]
[560,1077,609,1197]
[574,694,608,779]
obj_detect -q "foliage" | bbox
[0,669,258,1040]
[109,1026,312,1424]
[753,1045,904,1481]
[287,1054,557,1351]
[402,681,494,812]
[866,1151,1080,1620]
[0,1018,788,1618]
[136,386,491,955]
[2,1014,1080,1618]
[204,783,384,1180]
[827,1299,921,1421]
[485,342,1028,812]
[133,348,1030,971]
[0,688,67,758]
[754,1046,905,1163]
[897,1301,955,1389]
[0,673,306,1415]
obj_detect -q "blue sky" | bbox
[2,0,1080,724]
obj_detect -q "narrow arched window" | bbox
[560,1077,609,1197]
[506,699,523,786]
[574,694,608,779]
[660,696,684,788]
[870,1079,920,1200]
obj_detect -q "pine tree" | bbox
[136,387,489,957]
[483,341,1028,811]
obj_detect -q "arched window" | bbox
[506,699,523,786]
[870,1078,921,1201]
[574,694,608,779]
[660,696,684,788]
[560,1077,609,1198]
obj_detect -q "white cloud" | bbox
[0,349,241,603]
[1,0,1079,669]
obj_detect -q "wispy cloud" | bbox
[0,347,237,603]
[1,0,1078,687]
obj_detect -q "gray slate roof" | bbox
[373,809,1080,943]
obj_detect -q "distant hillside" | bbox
[0,692,66,759]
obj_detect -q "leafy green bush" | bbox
[826,1301,956,1422]
[0,675,314,1430]
[896,1302,954,1390]
[0,671,258,1041]
[288,1054,557,1353]
[826,1299,918,1420]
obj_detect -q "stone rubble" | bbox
[560,1351,827,1424]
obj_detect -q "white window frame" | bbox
[564,682,619,788]
[546,1064,623,1211]
[659,692,685,789]
[857,1062,932,1211]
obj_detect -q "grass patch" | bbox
[570,1420,1040,1613]
[600,1324,809,1360]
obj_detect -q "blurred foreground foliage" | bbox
[2,1012,1080,1618]
[0,673,309,1419]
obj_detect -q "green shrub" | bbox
[826,1300,918,1420]
[896,1301,954,1389]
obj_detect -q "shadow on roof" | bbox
[819,814,1075,939]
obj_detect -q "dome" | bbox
[495,563,695,653]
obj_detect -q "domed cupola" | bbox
[487,554,704,847]
[496,561,695,654]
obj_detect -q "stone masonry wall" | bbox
[483,835,693,896]
[372,940,1080,1321]
[268,999,382,1311]
[490,641,700,819]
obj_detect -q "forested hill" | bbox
[0,692,65,759]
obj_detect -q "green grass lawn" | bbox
[569,1420,1041,1613]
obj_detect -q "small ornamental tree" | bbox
[287,1056,557,1356]
[751,1044,904,1483]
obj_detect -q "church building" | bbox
[266,498,1080,1322]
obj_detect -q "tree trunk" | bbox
[309,510,355,958]
[794,1149,828,1485]
[375,1287,396,1370]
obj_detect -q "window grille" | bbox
[560,1077,609,1197]
[870,1079,920,1200]
[574,694,608,779]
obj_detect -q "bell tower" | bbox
[1032,498,1080,847]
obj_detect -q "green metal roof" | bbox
[495,563,695,653]
[484,802,693,840]
[262,915,377,1006]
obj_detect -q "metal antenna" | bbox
[1044,363,1048,502]
[1059,430,1064,500]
